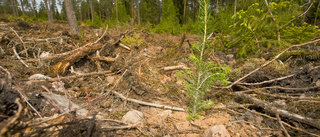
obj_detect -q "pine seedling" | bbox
[179,0,231,120]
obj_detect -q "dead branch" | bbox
[0,65,13,85]
[91,51,119,62]
[163,65,188,71]
[10,27,28,58]
[110,89,185,111]
[241,106,320,137]
[238,74,295,86]
[28,70,114,83]
[24,121,79,137]
[233,85,320,100]
[94,25,108,44]
[156,130,204,136]
[12,45,29,68]
[221,38,320,90]
[119,43,131,50]
[236,92,320,130]
[276,113,291,137]
[101,122,139,131]
[0,98,23,136]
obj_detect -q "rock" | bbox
[203,125,230,137]
[121,110,144,124]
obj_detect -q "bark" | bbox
[64,0,80,35]
[90,0,94,23]
[44,0,52,23]
[19,0,25,16]
[10,0,17,17]
[31,0,36,17]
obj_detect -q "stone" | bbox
[203,125,230,137]
[121,110,144,124]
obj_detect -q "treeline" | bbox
[1,0,320,57]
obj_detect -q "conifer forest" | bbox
[0,0,320,136]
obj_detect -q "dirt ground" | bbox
[1,17,320,137]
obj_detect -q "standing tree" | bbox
[64,0,80,35]
[89,0,94,22]
[44,0,53,23]
[115,0,118,21]
[31,0,37,17]
[19,0,25,16]
[137,0,140,25]
[10,0,18,17]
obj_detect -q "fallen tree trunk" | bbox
[235,92,320,130]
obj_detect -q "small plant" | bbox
[121,33,145,48]
[178,0,230,120]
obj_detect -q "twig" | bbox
[102,122,139,130]
[166,117,179,132]
[112,69,127,90]
[15,81,42,118]
[276,113,291,137]
[0,98,23,136]
[94,25,108,44]
[156,130,204,136]
[24,121,79,137]
[12,45,29,68]
[110,89,185,111]
[0,65,13,85]
[10,27,28,58]
[87,114,96,137]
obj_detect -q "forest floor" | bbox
[1,17,320,137]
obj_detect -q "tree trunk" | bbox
[232,0,236,32]
[115,0,118,22]
[49,0,54,20]
[14,0,19,17]
[90,0,94,23]
[31,0,37,17]
[183,0,186,24]
[10,0,17,17]
[79,7,82,21]
[44,0,52,23]
[131,0,134,25]
[215,0,219,19]
[137,0,140,25]
[314,0,320,25]
[19,0,25,16]
[64,0,80,35]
